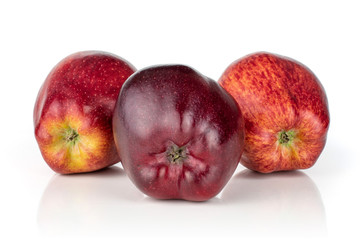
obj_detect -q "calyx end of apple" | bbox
[167,144,187,164]
[63,127,80,145]
[278,130,295,146]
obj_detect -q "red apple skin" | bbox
[219,52,330,173]
[34,51,136,174]
[113,65,244,201]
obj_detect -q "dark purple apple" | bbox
[112,65,244,201]
[34,51,136,174]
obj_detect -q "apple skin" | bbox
[219,52,330,173]
[113,65,244,201]
[34,51,136,174]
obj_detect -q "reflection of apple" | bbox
[219,52,330,173]
[38,167,326,238]
[37,166,143,236]
[221,170,327,237]
[34,51,136,174]
[113,65,244,201]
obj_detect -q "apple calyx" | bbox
[278,130,295,146]
[63,127,80,146]
[166,144,187,164]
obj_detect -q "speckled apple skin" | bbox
[113,65,244,201]
[219,52,330,173]
[34,51,136,174]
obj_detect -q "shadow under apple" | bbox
[220,169,327,238]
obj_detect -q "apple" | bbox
[219,52,330,173]
[113,65,244,201]
[34,51,136,174]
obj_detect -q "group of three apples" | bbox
[34,51,329,201]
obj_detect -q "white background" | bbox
[0,0,359,239]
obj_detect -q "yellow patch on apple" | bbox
[40,111,106,171]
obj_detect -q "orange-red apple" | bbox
[34,51,136,174]
[219,52,330,173]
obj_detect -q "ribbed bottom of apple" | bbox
[131,143,227,202]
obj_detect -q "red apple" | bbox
[219,52,330,173]
[34,51,136,174]
[113,65,244,201]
